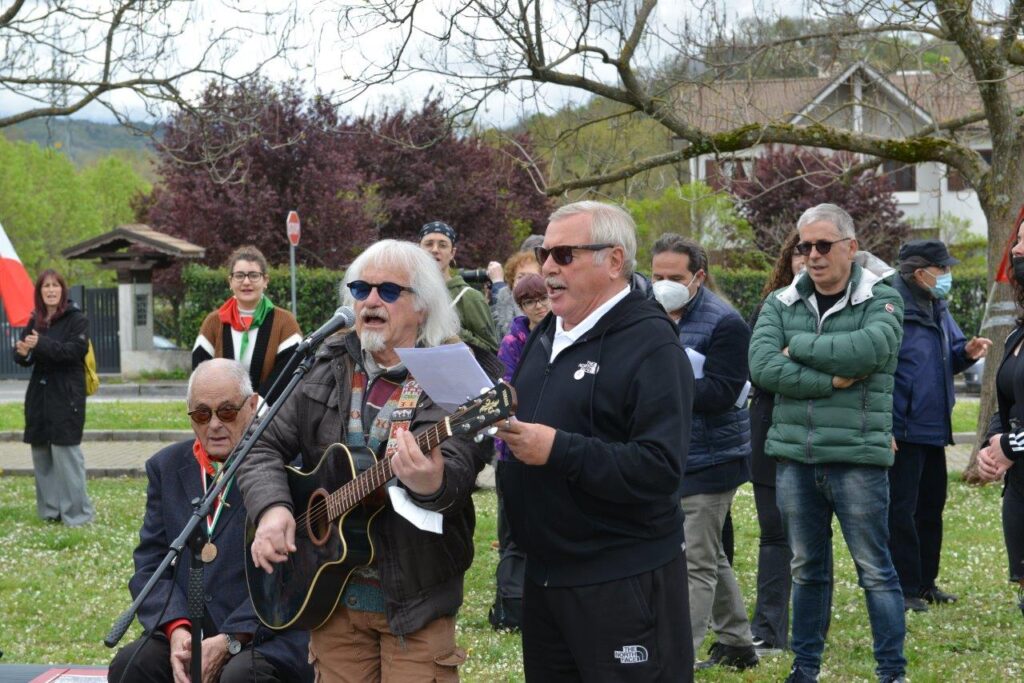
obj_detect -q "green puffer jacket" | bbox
[749,259,904,467]
[447,274,499,353]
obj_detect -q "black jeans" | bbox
[751,482,792,648]
[887,441,948,595]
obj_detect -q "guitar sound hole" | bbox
[307,489,331,547]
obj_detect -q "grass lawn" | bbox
[0,400,189,431]
[0,475,1020,681]
[951,398,980,434]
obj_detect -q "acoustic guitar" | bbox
[245,381,516,630]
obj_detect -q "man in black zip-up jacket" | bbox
[497,201,695,682]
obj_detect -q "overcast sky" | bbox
[0,0,765,129]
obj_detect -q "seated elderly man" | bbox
[239,239,500,682]
[108,358,312,683]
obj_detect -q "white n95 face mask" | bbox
[652,279,692,314]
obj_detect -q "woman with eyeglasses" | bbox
[192,245,302,405]
[745,231,805,653]
[488,272,548,631]
[14,269,95,526]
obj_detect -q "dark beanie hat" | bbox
[513,273,547,306]
[419,221,457,244]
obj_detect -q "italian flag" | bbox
[0,222,35,327]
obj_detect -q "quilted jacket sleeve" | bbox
[785,287,904,378]
[749,296,834,400]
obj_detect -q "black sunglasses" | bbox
[188,400,249,425]
[795,237,851,257]
[347,280,415,304]
[534,243,615,267]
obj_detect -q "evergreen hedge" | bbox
[713,265,989,334]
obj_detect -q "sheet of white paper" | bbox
[388,486,444,534]
[685,348,706,379]
[397,343,494,413]
[735,380,752,408]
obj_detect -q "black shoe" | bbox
[1017,585,1024,618]
[878,674,907,683]
[904,596,929,612]
[921,585,958,604]
[784,664,819,683]
[694,642,759,670]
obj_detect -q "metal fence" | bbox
[0,287,120,378]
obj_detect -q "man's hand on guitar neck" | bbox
[251,505,297,574]
[392,429,444,497]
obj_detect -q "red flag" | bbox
[0,222,36,326]
[995,205,1024,284]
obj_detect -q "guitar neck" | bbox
[327,419,452,519]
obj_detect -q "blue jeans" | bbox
[777,460,906,678]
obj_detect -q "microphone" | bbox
[300,306,356,350]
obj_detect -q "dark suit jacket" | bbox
[130,440,311,682]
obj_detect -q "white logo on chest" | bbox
[573,360,600,380]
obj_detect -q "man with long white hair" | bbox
[238,239,500,682]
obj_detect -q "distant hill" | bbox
[1,117,159,181]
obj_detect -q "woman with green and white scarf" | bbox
[192,245,302,405]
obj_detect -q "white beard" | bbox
[359,329,387,353]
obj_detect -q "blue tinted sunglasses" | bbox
[347,280,415,303]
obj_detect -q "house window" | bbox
[882,160,916,192]
[947,149,991,192]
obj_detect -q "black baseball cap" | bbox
[898,239,959,267]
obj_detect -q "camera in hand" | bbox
[459,268,490,283]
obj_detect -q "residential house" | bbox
[674,62,1022,238]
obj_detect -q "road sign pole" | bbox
[286,210,301,316]
[290,244,297,315]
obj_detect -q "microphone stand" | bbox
[105,336,326,676]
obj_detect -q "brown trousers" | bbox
[309,609,465,682]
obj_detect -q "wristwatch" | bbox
[224,633,242,656]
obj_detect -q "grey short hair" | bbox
[548,201,637,278]
[342,240,460,348]
[187,358,253,406]
[796,203,856,239]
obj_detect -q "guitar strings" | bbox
[294,424,443,529]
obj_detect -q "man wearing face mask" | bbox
[889,239,991,612]
[651,233,758,671]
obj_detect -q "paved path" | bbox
[0,379,186,404]
[0,432,190,477]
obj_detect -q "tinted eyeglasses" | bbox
[188,400,249,425]
[230,271,265,283]
[347,280,415,304]
[534,243,615,266]
[794,237,851,257]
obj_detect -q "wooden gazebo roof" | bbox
[62,224,204,271]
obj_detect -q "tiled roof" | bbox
[671,65,1024,135]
